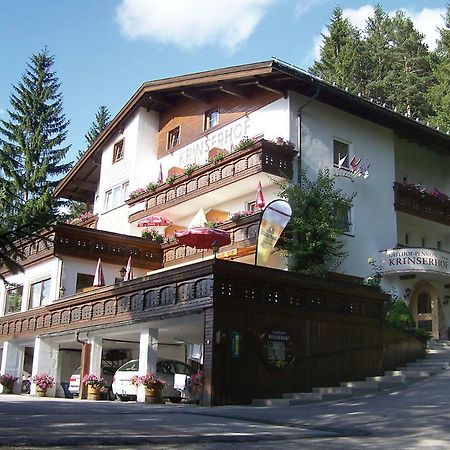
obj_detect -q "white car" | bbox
[111,359,195,402]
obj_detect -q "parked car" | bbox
[68,366,116,399]
[111,359,195,402]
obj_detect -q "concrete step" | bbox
[386,370,430,378]
[403,364,444,374]
[340,380,380,394]
[252,398,291,407]
[366,375,407,388]
[313,386,352,395]
[283,392,324,404]
[408,360,448,368]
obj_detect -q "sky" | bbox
[0,0,447,163]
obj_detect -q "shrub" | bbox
[130,373,166,389]
[233,136,256,152]
[183,164,200,176]
[141,229,164,243]
[82,373,108,389]
[165,174,178,185]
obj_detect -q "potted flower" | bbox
[31,373,55,397]
[83,373,108,400]
[229,210,254,221]
[188,371,203,404]
[141,229,164,243]
[183,163,200,176]
[130,372,166,404]
[0,373,18,394]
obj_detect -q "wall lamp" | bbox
[119,267,127,279]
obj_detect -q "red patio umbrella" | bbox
[255,181,266,209]
[137,215,172,227]
[174,227,231,249]
[123,256,133,281]
[93,258,105,287]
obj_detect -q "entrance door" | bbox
[410,286,438,338]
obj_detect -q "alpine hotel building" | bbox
[0,60,449,405]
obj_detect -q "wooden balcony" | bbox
[394,182,450,226]
[0,224,163,276]
[127,139,297,222]
[0,258,386,343]
[163,212,260,266]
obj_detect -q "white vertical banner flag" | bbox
[255,199,292,267]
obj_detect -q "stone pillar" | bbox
[88,336,103,376]
[137,328,158,403]
[0,341,25,394]
[31,337,59,397]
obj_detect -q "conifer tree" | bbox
[310,6,365,93]
[80,105,111,158]
[428,4,450,132]
[0,49,70,277]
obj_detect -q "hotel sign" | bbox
[380,248,450,275]
[175,116,251,166]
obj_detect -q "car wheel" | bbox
[21,380,30,394]
[115,394,128,402]
[170,397,182,403]
[107,387,115,401]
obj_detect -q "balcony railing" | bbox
[394,182,450,226]
[163,212,260,266]
[127,139,297,222]
[0,224,163,276]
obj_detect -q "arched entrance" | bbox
[409,282,439,339]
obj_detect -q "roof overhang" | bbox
[56,59,450,202]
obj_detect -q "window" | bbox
[336,206,352,234]
[104,181,129,211]
[204,109,219,131]
[246,200,256,213]
[29,278,51,309]
[167,126,180,150]
[333,139,350,169]
[113,140,124,163]
[76,273,95,293]
[4,285,23,315]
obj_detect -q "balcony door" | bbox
[410,283,438,339]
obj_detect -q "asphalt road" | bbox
[1,368,450,449]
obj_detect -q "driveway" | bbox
[1,369,450,449]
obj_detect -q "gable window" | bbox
[29,278,51,309]
[104,181,129,211]
[4,284,23,315]
[113,140,124,163]
[204,109,219,131]
[167,126,180,150]
[333,139,350,169]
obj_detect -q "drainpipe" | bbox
[296,85,321,185]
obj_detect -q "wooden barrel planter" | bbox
[1,387,12,395]
[35,387,47,397]
[87,385,101,400]
[144,387,163,404]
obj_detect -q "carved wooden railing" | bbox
[163,212,260,266]
[0,261,215,340]
[394,182,450,226]
[0,258,387,341]
[0,224,164,275]
[127,139,297,221]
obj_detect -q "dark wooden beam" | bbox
[181,89,208,102]
[255,76,287,98]
[148,94,172,108]
[218,82,248,99]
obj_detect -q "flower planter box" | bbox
[36,387,47,397]
[144,387,164,404]
[1,387,12,394]
[87,385,101,400]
